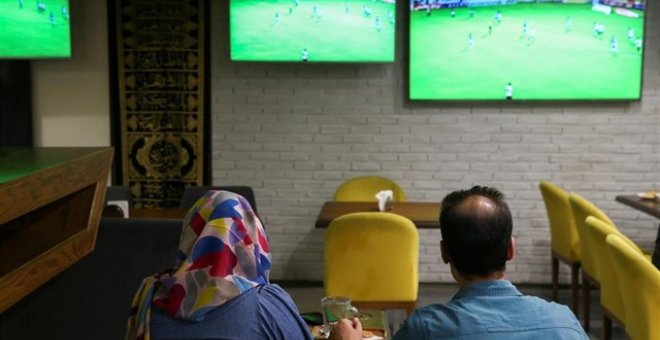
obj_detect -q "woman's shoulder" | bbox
[257,283,288,296]
[256,284,312,339]
[255,284,298,307]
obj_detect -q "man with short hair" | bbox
[331,186,588,340]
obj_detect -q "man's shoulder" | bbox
[393,292,585,339]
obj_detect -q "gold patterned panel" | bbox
[115,0,205,208]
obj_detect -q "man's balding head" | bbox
[440,186,513,277]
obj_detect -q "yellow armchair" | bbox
[568,193,615,331]
[324,212,419,315]
[539,181,580,313]
[333,176,407,202]
[606,234,660,340]
[585,216,640,338]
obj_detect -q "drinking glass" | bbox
[320,296,359,338]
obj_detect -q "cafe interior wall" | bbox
[210,2,659,284]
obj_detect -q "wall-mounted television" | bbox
[230,0,397,62]
[0,0,71,58]
[409,0,645,100]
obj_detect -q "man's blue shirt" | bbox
[393,280,588,340]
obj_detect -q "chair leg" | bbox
[571,263,580,317]
[551,256,559,302]
[603,315,612,340]
[582,272,590,332]
[405,301,416,317]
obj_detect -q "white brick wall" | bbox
[211,3,659,283]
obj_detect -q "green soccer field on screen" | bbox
[230,0,396,62]
[409,2,644,100]
[0,0,71,58]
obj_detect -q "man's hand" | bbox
[329,317,363,340]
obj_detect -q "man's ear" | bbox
[506,237,516,261]
[440,241,450,264]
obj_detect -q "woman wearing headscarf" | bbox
[126,190,312,340]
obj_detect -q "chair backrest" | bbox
[104,186,133,205]
[606,234,660,340]
[585,216,629,323]
[539,181,580,262]
[179,186,257,213]
[568,193,615,281]
[333,176,407,202]
[324,212,418,303]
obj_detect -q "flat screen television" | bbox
[230,0,397,62]
[0,0,71,58]
[408,0,646,100]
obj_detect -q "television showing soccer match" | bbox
[0,0,71,58]
[409,0,646,100]
[230,0,397,62]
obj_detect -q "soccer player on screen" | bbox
[469,8,474,18]
[388,10,395,24]
[364,5,372,17]
[597,23,605,38]
[627,27,635,41]
[467,33,474,48]
[527,27,536,45]
[494,10,502,24]
[520,21,528,39]
[18,0,24,9]
[49,11,55,24]
[565,17,572,33]
[488,21,493,35]
[301,48,309,62]
[375,17,381,31]
[274,12,280,24]
[610,36,618,53]
[636,37,643,52]
[505,82,513,100]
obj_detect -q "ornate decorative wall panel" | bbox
[115,0,205,208]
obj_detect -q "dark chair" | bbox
[179,186,257,214]
[105,186,133,205]
[0,217,181,340]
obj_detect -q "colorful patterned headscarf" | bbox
[126,190,271,340]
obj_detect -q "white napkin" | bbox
[375,190,393,212]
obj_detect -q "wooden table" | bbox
[615,195,660,219]
[309,309,390,339]
[315,201,441,229]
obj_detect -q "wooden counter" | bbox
[0,147,113,312]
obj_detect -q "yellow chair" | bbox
[568,193,615,332]
[539,181,581,314]
[585,216,644,339]
[324,212,418,315]
[333,176,407,202]
[606,234,660,340]
[569,194,652,332]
